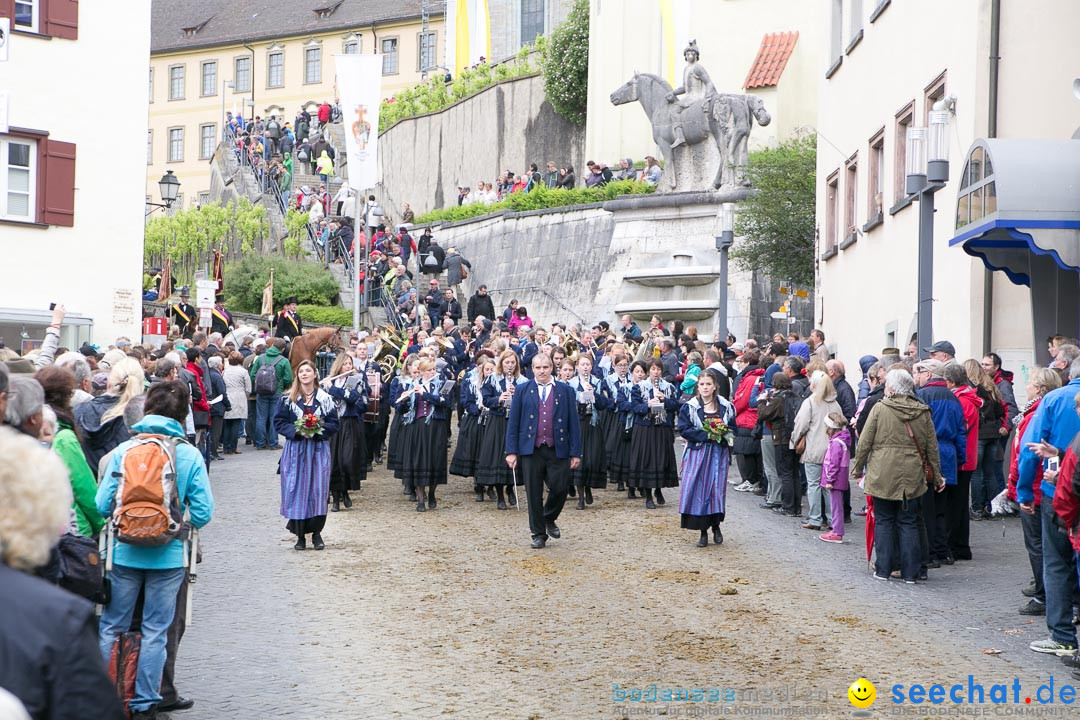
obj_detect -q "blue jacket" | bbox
[916,380,966,485]
[95,416,215,570]
[504,380,583,459]
[630,381,680,428]
[1018,377,1080,502]
[394,377,452,422]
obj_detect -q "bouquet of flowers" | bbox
[704,417,734,446]
[294,412,324,439]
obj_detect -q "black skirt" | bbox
[386,410,405,473]
[286,516,326,535]
[449,413,483,478]
[397,416,449,487]
[681,513,724,530]
[604,412,634,486]
[329,416,368,493]
[474,414,517,486]
[572,413,608,488]
[627,424,679,489]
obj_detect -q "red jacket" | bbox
[952,385,981,472]
[185,361,210,413]
[1009,398,1044,506]
[733,367,765,430]
[318,103,331,124]
[1051,433,1080,551]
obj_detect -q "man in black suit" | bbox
[273,296,304,345]
[170,287,197,339]
[505,353,583,548]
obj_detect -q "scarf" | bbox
[286,388,336,421]
[404,377,444,425]
[571,375,601,426]
[685,395,735,431]
[1014,396,1040,430]
[636,378,675,424]
[331,375,363,416]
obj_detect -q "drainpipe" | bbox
[243,41,256,122]
[371,23,378,57]
[982,0,1000,355]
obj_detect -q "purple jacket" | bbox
[821,427,851,491]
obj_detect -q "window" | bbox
[1,137,36,221]
[844,154,858,240]
[956,145,997,229]
[169,193,183,217]
[149,68,154,103]
[198,191,210,207]
[849,0,863,43]
[343,35,361,54]
[14,0,37,31]
[923,71,947,124]
[304,47,321,84]
[381,38,398,75]
[521,0,545,45]
[825,170,839,254]
[168,127,184,163]
[235,57,251,92]
[169,65,185,100]
[199,124,216,160]
[893,101,914,204]
[418,31,436,71]
[867,129,884,222]
[267,51,284,88]
[828,0,842,68]
[12,0,78,38]
[147,130,153,165]
[201,61,217,96]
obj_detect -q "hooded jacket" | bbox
[857,355,878,403]
[916,378,966,485]
[851,394,941,501]
[74,395,135,478]
[821,426,852,491]
[249,345,294,394]
[53,421,105,537]
[994,369,1020,422]
[952,384,982,473]
[732,367,765,430]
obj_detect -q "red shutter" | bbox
[0,0,13,21]
[43,0,78,39]
[42,139,76,226]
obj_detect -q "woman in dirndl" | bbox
[386,354,419,485]
[569,353,610,509]
[324,353,368,512]
[450,355,496,500]
[627,358,680,509]
[273,359,340,551]
[395,358,451,511]
[677,369,736,547]
[601,354,636,494]
[475,349,526,509]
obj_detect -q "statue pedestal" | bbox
[667,140,723,193]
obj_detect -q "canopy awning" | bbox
[949,138,1080,286]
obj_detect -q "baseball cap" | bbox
[924,340,956,356]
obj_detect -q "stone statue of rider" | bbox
[665,40,718,149]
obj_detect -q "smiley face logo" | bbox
[848,678,876,708]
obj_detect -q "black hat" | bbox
[923,340,956,356]
[178,286,191,297]
[216,294,226,303]
[284,296,299,306]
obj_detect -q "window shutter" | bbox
[44,0,79,39]
[42,140,76,226]
[0,1,13,22]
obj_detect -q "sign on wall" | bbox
[335,54,382,192]
[112,288,135,326]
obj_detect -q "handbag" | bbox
[47,532,108,603]
[904,421,937,486]
[794,434,807,455]
[461,264,469,279]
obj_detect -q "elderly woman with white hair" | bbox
[0,427,125,719]
[791,370,843,531]
[206,354,232,461]
[851,369,945,583]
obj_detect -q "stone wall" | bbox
[375,73,585,223]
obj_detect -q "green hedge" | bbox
[297,304,353,327]
[414,181,654,225]
[542,0,589,125]
[224,256,340,315]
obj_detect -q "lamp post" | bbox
[221,79,234,139]
[715,202,735,340]
[906,99,953,359]
[146,170,181,216]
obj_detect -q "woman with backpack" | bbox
[273,359,339,550]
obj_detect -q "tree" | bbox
[731,134,817,287]
[542,0,589,125]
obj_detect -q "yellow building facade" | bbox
[147,11,443,209]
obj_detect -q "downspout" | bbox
[243,41,256,121]
[371,23,378,57]
[982,0,1000,355]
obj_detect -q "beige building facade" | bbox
[815,0,1080,395]
[147,1,443,209]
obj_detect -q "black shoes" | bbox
[645,497,657,510]
[713,527,723,545]
[159,697,194,712]
[654,489,665,505]
[1020,599,1046,616]
[428,497,437,510]
[487,486,497,500]
[416,501,426,512]
[616,482,625,491]
[942,554,956,566]
[585,486,594,505]
[628,489,637,499]
[507,489,517,507]
[531,536,546,549]
[312,533,325,550]
[546,523,561,539]
[342,492,353,509]
[476,490,485,502]
[696,534,708,547]
[760,502,781,509]
[568,485,577,498]
[497,499,508,510]
[576,496,585,510]
[331,498,340,512]
[293,536,306,551]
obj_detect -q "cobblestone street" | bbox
[174,446,1068,719]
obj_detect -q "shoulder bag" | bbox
[903,421,937,486]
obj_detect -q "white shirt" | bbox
[537,381,555,404]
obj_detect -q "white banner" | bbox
[335,54,382,192]
[445,0,491,76]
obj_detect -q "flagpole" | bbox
[353,192,362,333]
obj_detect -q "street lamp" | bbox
[715,202,735,339]
[905,98,954,359]
[146,170,181,216]
[221,79,234,139]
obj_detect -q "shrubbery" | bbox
[224,255,340,315]
[414,181,654,225]
[542,0,589,125]
[297,304,353,327]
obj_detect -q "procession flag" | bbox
[260,269,274,317]
[335,54,382,192]
[212,249,224,293]
[159,258,173,300]
[444,0,491,77]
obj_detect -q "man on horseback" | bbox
[665,40,718,149]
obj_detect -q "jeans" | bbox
[873,496,921,580]
[99,565,186,713]
[803,462,829,526]
[760,436,781,504]
[1041,498,1078,646]
[254,393,280,448]
[222,418,244,452]
[1022,504,1045,603]
[971,439,1005,511]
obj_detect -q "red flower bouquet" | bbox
[294,412,324,439]
[704,417,734,446]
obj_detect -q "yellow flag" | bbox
[260,269,274,317]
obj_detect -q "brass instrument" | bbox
[633,336,655,362]
[374,326,405,382]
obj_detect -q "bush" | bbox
[224,255,340,315]
[414,181,654,225]
[297,304,353,327]
[542,0,589,125]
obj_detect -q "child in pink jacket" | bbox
[819,412,852,543]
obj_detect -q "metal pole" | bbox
[916,187,936,360]
[354,192,363,332]
[715,231,733,342]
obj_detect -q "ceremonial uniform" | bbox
[273,310,304,342]
[170,300,197,338]
[210,303,234,336]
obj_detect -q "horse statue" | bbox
[610,73,770,191]
[288,326,345,370]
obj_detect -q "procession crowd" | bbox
[6,282,1080,718]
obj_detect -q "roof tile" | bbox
[743,31,799,90]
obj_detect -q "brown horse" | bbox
[288,326,344,370]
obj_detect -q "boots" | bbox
[644,489,656,510]
[696,530,709,548]
[654,488,666,506]
[576,487,586,510]
[312,532,325,550]
[568,485,577,498]
[342,491,353,509]
[293,534,306,551]
[496,486,508,510]
[584,486,594,505]
[331,492,341,513]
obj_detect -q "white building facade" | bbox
[0,2,151,348]
[814,0,1080,393]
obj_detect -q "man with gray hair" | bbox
[4,376,45,439]
[55,351,94,407]
[1050,344,1080,385]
